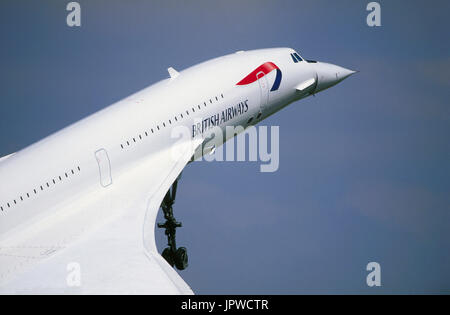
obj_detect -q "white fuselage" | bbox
[0,47,352,243]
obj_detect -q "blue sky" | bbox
[0,0,449,293]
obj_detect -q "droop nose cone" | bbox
[314,62,356,93]
[337,67,356,81]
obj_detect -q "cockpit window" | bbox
[290,52,303,63]
[290,53,298,63]
[293,53,303,62]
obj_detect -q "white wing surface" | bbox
[0,139,202,294]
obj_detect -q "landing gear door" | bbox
[95,148,112,187]
[257,71,269,114]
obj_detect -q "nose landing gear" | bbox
[157,177,188,270]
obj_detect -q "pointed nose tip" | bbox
[313,62,357,93]
[336,67,357,81]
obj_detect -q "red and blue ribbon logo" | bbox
[236,62,282,91]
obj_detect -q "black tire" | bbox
[162,247,174,267]
[174,247,188,270]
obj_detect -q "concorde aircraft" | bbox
[0,48,355,294]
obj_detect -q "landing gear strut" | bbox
[157,177,188,270]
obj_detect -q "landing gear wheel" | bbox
[174,247,188,270]
[158,176,190,270]
[162,247,174,267]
